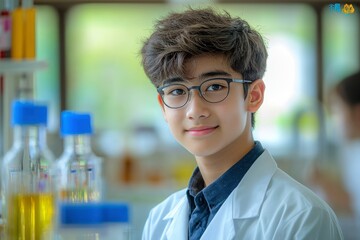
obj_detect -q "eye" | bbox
[203,79,229,92]
[163,85,187,96]
[170,88,186,96]
[206,84,224,91]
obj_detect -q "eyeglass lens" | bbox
[161,79,230,108]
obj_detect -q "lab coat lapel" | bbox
[164,196,189,240]
[200,150,276,239]
[232,150,276,219]
[200,197,236,239]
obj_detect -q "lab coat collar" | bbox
[164,196,189,239]
[201,150,276,239]
[232,149,276,219]
[162,149,276,240]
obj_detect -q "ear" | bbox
[157,94,168,122]
[246,79,265,112]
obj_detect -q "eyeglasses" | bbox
[157,77,252,109]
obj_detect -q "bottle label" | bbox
[87,164,95,181]
[8,169,51,193]
[60,164,100,202]
[0,16,11,50]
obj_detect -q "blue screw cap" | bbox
[102,202,130,223]
[12,100,47,126]
[59,203,103,225]
[61,111,93,135]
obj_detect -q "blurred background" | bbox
[1,0,359,239]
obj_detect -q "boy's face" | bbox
[330,95,360,141]
[158,54,264,158]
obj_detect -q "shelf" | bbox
[0,60,47,73]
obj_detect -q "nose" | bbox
[185,89,210,120]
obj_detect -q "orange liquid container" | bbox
[24,7,35,59]
[11,7,23,59]
[10,1,36,60]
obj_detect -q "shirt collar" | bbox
[187,141,264,211]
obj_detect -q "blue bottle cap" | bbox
[59,203,103,225]
[102,202,130,223]
[12,100,47,126]
[61,111,93,135]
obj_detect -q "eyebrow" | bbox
[162,70,232,86]
[162,77,183,86]
[198,70,232,79]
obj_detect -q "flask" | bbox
[57,203,104,240]
[1,100,55,240]
[102,202,130,240]
[55,111,102,202]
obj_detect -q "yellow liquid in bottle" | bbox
[6,193,55,240]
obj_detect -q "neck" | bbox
[195,127,255,187]
[13,125,47,149]
[64,135,92,155]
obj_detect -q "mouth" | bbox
[186,126,219,136]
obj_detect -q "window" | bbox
[323,5,359,91]
[65,3,319,158]
[36,5,60,132]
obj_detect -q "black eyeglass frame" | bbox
[157,77,252,109]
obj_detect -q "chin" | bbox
[185,145,221,158]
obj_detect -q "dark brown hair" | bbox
[141,7,268,87]
[335,71,360,107]
[141,8,268,127]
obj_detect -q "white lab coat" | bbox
[142,150,343,240]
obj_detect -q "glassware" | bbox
[57,202,131,240]
[57,203,104,240]
[54,111,102,203]
[1,100,55,240]
[102,202,130,240]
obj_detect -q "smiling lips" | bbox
[186,126,219,136]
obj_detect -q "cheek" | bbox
[227,109,247,132]
[343,113,356,138]
[218,99,248,131]
[332,110,353,140]
[164,110,184,135]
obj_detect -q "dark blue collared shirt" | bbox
[186,141,264,240]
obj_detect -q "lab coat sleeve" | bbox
[276,206,343,240]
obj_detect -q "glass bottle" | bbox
[1,100,55,240]
[102,202,131,240]
[55,111,102,203]
[57,202,131,240]
[57,203,104,240]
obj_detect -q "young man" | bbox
[141,8,343,240]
